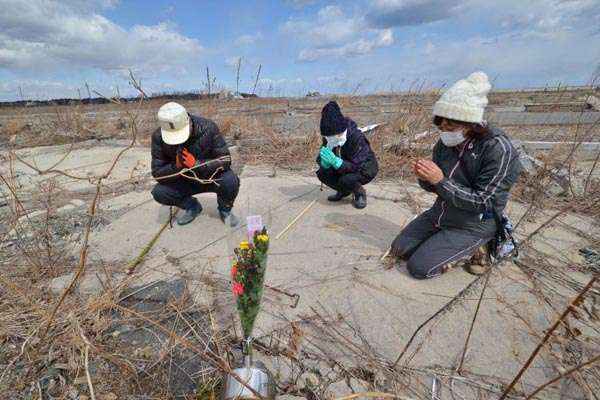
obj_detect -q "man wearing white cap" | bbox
[151,102,240,226]
[390,72,521,278]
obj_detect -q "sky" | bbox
[0,0,599,101]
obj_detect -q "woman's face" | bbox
[438,118,463,132]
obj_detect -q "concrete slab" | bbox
[1,140,150,194]
[488,111,600,126]
[4,141,598,396]
[74,166,587,391]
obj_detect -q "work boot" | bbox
[177,198,202,225]
[219,208,240,227]
[352,185,367,209]
[327,191,350,202]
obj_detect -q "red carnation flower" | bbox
[232,282,244,296]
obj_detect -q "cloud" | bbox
[282,5,394,61]
[282,6,363,47]
[225,56,242,68]
[234,32,263,47]
[0,0,203,75]
[499,0,600,36]
[284,0,318,9]
[298,29,394,61]
[367,0,464,28]
[0,79,80,100]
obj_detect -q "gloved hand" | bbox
[319,157,332,169]
[181,148,196,169]
[320,147,343,170]
[319,147,332,169]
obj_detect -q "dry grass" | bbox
[1,84,600,399]
[227,91,435,180]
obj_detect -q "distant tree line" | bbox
[0,91,258,109]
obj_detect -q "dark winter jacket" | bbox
[151,115,232,184]
[317,118,379,179]
[419,126,521,229]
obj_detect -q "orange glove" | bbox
[181,148,196,169]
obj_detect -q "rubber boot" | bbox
[352,185,367,209]
[219,207,240,227]
[327,191,350,202]
[177,198,202,225]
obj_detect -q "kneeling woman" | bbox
[391,72,521,279]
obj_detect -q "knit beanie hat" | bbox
[433,71,491,124]
[320,101,347,136]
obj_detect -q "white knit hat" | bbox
[433,71,491,124]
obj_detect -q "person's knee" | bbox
[338,174,357,189]
[316,168,328,182]
[217,171,240,200]
[391,231,419,260]
[220,170,239,189]
[406,257,434,280]
[151,184,167,204]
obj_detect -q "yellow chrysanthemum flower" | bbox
[239,241,250,250]
[256,234,269,243]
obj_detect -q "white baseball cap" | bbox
[157,102,190,145]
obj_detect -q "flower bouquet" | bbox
[230,217,270,356]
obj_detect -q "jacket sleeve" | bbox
[337,132,371,174]
[434,136,516,213]
[418,179,436,192]
[151,130,180,183]
[202,121,231,176]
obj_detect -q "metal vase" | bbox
[222,357,275,400]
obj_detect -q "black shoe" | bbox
[352,186,367,209]
[327,191,350,202]
[219,208,240,227]
[177,198,202,225]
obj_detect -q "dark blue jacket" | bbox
[151,115,231,184]
[318,118,379,179]
[419,126,522,228]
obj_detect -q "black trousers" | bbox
[151,170,240,211]
[391,210,496,279]
[316,168,374,195]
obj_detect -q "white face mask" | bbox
[326,130,347,149]
[440,130,466,147]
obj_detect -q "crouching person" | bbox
[151,102,240,226]
[391,72,521,279]
[316,101,379,209]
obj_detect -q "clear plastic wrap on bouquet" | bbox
[225,209,271,357]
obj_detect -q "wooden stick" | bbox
[83,342,96,400]
[458,270,491,373]
[127,210,177,275]
[333,392,411,400]
[275,199,317,240]
[525,354,600,399]
[380,247,391,261]
[499,275,598,400]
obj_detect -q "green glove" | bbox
[319,147,332,169]
[320,147,343,170]
[330,154,343,169]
